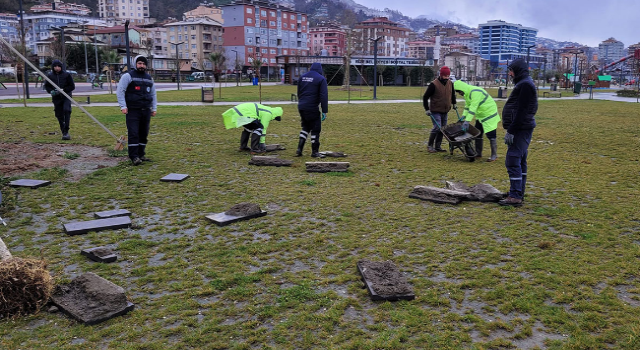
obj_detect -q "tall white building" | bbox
[598,38,625,66]
[98,0,151,26]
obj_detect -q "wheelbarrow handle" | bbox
[454,107,465,122]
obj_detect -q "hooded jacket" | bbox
[502,58,537,132]
[453,80,500,133]
[222,103,283,144]
[297,62,328,113]
[45,60,75,101]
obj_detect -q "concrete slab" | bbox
[81,247,117,263]
[63,216,132,236]
[318,151,347,157]
[205,210,267,227]
[357,260,415,301]
[305,162,350,173]
[51,272,134,325]
[248,156,292,167]
[160,173,190,182]
[9,179,51,189]
[94,209,131,219]
[265,144,286,152]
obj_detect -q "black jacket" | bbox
[422,77,456,112]
[297,62,328,113]
[44,60,75,101]
[502,59,537,133]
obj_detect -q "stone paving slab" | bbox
[94,209,131,219]
[81,247,118,263]
[9,179,51,188]
[63,216,132,235]
[160,173,190,182]
[205,211,267,227]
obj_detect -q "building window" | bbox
[191,35,196,40]
[270,21,275,26]
[261,48,267,54]
[261,10,266,16]
[248,47,253,53]
[247,8,252,14]
[270,49,276,54]
[192,44,196,49]
[284,49,288,54]
[247,18,252,24]
[191,26,195,30]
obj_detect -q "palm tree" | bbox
[209,51,226,99]
[250,55,263,103]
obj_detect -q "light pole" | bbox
[170,42,185,90]
[370,36,382,100]
[526,44,535,68]
[124,20,131,70]
[93,20,99,76]
[19,0,29,98]
[573,51,582,89]
[231,49,239,86]
[83,22,89,81]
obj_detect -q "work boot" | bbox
[434,133,446,152]
[250,133,263,154]
[62,132,71,140]
[487,138,498,162]
[239,130,251,151]
[132,157,142,166]
[474,137,483,158]
[427,132,437,153]
[140,156,152,162]
[311,140,324,158]
[498,196,523,207]
[295,137,306,157]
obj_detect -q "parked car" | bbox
[189,72,205,81]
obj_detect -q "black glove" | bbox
[275,116,281,121]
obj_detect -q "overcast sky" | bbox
[357,0,639,47]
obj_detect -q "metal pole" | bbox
[542,58,547,88]
[83,23,89,80]
[19,0,29,99]
[94,20,99,75]
[371,36,381,100]
[394,57,398,86]
[61,27,66,65]
[124,20,131,70]
[573,52,579,88]
[232,49,239,86]
[176,44,180,91]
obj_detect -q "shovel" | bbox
[0,36,126,151]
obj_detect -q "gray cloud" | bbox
[358,0,640,47]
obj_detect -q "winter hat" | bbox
[134,55,148,65]
[440,66,451,76]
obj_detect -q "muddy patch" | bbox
[0,142,124,181]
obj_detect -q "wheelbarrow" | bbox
[430,107,480,162]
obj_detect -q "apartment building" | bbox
[478,20,538,64]
[442,33,478,54]
[31,0,92,16]
[98,0,151,26]
[309,23,345,56]
[598,38,625,66]
[0,13,20,46]
[221,0,310,74]
[184,5,223,23]
[165,17,224,70]
[354,17,410,57]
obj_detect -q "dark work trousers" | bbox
[126,108,151,160]
[429,112,448,149]
[505,129,533,199]
[53,99,71,133]
[299,109,322,152]
[242,119,264,151]
[474,120,497,140]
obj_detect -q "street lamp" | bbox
[124,20,131,70]
[231,49,239,86]
[18,0,29,98]
[169,42,185,90]
[93,19,99,76]
[526,44,535,67]
[82,21,89,81]
[369,36,382,100]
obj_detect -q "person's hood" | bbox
[51,59,64,72]
[272,107,283,117]
[508,58,529,81]
[310,62,323,75]
[453,80,474,95]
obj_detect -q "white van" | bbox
[190,72,205,80]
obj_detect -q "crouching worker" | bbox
[222,103,283,154]
[453,80,501,162]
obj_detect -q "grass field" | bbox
[3,84,606,104]
[1,99,640,349]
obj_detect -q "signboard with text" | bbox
[350,58,434,66]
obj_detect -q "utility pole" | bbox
[526,44,535,68]
[124,20,131,70]
[370,36,382,100]
[170,42,185,90]
[94,20,99,75]
[83,22,89,81]
[19,0,29,99]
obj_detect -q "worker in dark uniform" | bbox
[499,58,538,207]
[44,59,75,140]
[296,62,328,158]
[116,55,157,166]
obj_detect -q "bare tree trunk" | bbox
[14,71,22,101]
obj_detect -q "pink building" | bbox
[309,24,345,56]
